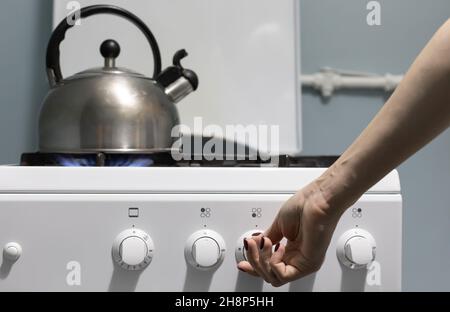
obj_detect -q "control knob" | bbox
[336,228,376,269]
[185,229,226,270]
[112,228,154,271]
[3,242,22,262]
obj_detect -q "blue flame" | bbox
[109,157,154,167]
[55,154,154,167]
[55,155,97,167]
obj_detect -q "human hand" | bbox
[237,181,344,287]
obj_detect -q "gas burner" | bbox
[20,152,338,168]
[54,154,156,167]
[20,152,176,167]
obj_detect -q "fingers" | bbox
[264,214,283,244]
[258,237,281,284]
[268,243,301,283]
[237,261,259,277]
[269,243,320,283]
[244,236,281,286]
[241,239,317,286]
[244,237,274,283]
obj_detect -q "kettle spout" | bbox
[164,73,197,103]
[157,50,199,103]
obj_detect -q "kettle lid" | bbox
[65,39,148,82]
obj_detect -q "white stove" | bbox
[0,161,402,291]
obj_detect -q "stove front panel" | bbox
[0,193,401,291]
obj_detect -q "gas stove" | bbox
[0,153,402,291]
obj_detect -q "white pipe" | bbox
[301,68,404,98]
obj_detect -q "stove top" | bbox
[20,152,339,168]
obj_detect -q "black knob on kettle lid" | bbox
[100,39,121,59]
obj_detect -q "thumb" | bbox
[264,212,283,244]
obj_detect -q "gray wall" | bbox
[0,0,448,291]
[300,0,450,291]
[0,0,52,163]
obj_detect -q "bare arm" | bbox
[240,19,450,286]
[319,19,450,211]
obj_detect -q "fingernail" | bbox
[243,238,248,251]
[238,267,245,272]
[260,237,265,249]
[275,243,280,252]
[252,232,261,236]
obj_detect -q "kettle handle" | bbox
[46,5,162,86]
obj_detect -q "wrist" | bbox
[314,161,362,216]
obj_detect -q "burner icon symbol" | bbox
[251,208,262,218]
[352,208,362,218]
[200,208,211,218]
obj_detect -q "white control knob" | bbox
[120,237,147,266]
[112,228,154,271]
[185,230,226,270]
[235,230,263,263]
[3,242,22,262]
[336,228,376,269]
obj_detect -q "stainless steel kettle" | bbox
[39,5,198,153]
